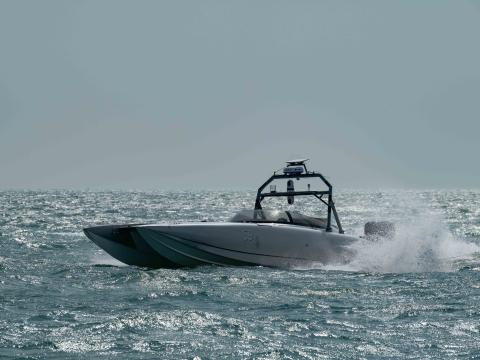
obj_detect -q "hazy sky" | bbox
[1,0,479,190]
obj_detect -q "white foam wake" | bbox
[346,217,479,273]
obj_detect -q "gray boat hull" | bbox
[84,222,358,268]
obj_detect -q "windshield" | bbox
[230,210,332,230]
[230,210,290,223]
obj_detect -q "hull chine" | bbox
[136,228,254,267]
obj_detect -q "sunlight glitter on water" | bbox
[0,190,479,359]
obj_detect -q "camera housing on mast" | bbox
[283,166,304,176]
[283,158,309,180]
[287,179,295,204]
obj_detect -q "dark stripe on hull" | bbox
[137,229,254,267]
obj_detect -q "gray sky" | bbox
[1,0,479,190]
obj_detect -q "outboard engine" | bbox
[364,221,395,240]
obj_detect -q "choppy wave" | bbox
[0,190,479,359]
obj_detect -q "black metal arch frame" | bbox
[254,167,344,233]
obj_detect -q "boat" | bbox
[84,159,384,268]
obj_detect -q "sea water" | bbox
[0,190,479,359]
